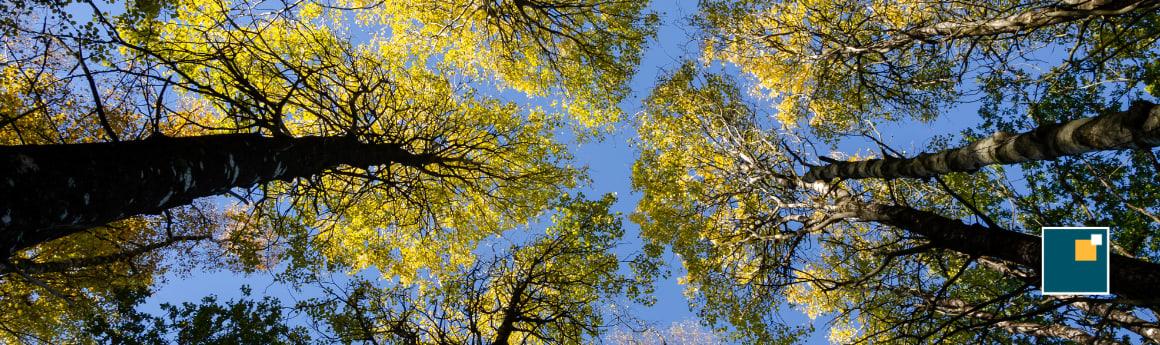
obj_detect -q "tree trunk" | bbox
[844,201,1160,305]
[834,0,1160,56]
[0,134,441,257]
[492,280,528,345]
[976,258,1160,343]
[1071,300,1160,343]
[804,101,1160,182]
[930,298,1114,344]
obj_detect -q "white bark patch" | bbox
[273,162,286,177]
[182,166,194,191]
[1140,107,1160,146]
[1055,118,1094,154]
[227,154,239,183]
[158,191,173,206]
[16,154,38,173]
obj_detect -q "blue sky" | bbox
[141,1,997,343]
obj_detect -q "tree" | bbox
[697,0,1160,136]
[85,286,313,345]
[0,202,231,344]
[76,195,657,345]
[294,195,654,345]
[633,58,1160,343]
[2,0,654,257]
[0,0,655,341]
[632,0,1160,341]
[801,100,1160,182]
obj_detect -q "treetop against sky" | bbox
[1,0,1160,343]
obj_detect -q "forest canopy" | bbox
[1,0,1159,344]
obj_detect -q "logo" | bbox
[1041,227,1110,295]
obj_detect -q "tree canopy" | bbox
[3,0,1160,344]
[629,0,1160,343]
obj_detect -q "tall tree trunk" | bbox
[0,134,442,257]
[930,298,1115,344]
[978,258,1160,343]
[842,201,1160,305]
[834,0,1160,56]
[803,101,1160,182]
[492,279,529,345]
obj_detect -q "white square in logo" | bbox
[1090,234,1103,246]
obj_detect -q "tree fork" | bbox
[845,201,1160,305]
[0,133,442,257]
[804,100,1160,182]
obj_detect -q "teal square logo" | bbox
[1041,227,1110,295]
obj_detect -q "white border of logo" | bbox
[1041,226,1110,295]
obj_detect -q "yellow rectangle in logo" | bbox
[1075,239,1097,261]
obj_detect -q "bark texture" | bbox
[836,0,1160,56]
[844,201,1160,305]
[976,258,1160,343]
[804,101,1160,182]
[0,134,442,257]
[932,298,1115,344]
